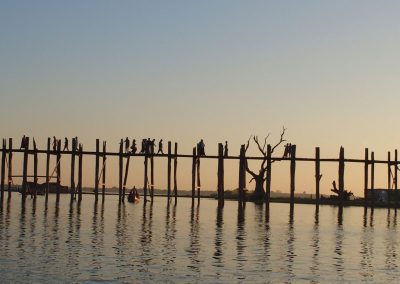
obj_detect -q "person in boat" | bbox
[128,186,140,202]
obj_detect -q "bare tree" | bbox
[245,127,287,199]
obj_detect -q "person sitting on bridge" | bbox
[130,139,137,154]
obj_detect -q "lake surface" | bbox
[0,194,399,283]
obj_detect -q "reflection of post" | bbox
[315,147,320,204]
[8,138,13,196]
[173,142,178,203]
[167,141,171,199]
[371,152,375,208]
[265,144,272,207]
[192,147,196,201]
[22,137,30,199]
[290,145,296,207]
[364,148,369,207]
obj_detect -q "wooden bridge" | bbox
[0,137,398,209]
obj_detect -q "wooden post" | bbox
[395,149,398,208]
[45,138,50,199]
[78,144,83,200]
[56,139,61,198]
[33,139,38,198]
[123,155,130,197]
[150,153,154,200]
[70,138,76,200]
[364,148,369,207]
[118,139,123,201]
[8,138,13,196]
[173,142,178,202]
[102,141,106,198]
[192,147,196,201]
[238,145,246,204]
[197,154,201,201]
[338,147,345,204]
[315,147,320,204]
[167,141,171,199]
[22,137,30,199]
[1,139,6,199]
[94,139,100,199]
[290,145,296,207]
[144,155,148,202]
[217,143,224,207]
[371,151,375,208]
[388,151,391,206]
[265,144,272,206]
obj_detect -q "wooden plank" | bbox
[94,139,100,199]
[102,141,106,198]
[338,147,345,204]
[78,144,83,200]
[1,139,5,199]
[174,142,178,202]
[265,144,272,206]
[192,147,196,201]
[167,141,171,199]
[364,148,368,207]
[315,147,320,204]
[22,137,30,199]
[290,145,296,206]
[45,138,50,199]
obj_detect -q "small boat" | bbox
[127,193,140,203]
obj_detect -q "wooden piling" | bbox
[1,139,6,199]
[8,138,13,196]
[78,144,83,200]
[173,142,178,202]
[123,155,130,197]
[56,139,61,198]
[102,141,106,198]
[192,147,196,201]
[371,151,375,208]
[315,147,320,204]
[395,149,398,208]
[150,153,154,200]
[167,141,171,199]
[364,148,369,207]
[94,139,100,199]
[388,151,391,206]
[217,143,224,207]
[265,144,272,207]
[22,137,30,199]
[197,154,201,201]
[338,147,345,204]
[70,139,76,200]
[33,139,38,198]
[118,139,123,201]
[144,155,148,202]
[290,145,296,207]
[45,138,50,199]
[238,145,246,204]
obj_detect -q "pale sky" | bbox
[1,1,400,196]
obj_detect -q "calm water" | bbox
[0,195,399,283]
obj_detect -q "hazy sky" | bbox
[1,1,400,195]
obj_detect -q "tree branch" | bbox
[271,126,287,154]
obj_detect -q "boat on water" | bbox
[127,187,140,203]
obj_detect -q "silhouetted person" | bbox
[157,139,164,154]
[130,139,137,154]
[125,137,130,153]
[52,136,57,152]
[145,138,151,154]
[140,139,146,154]
[20,135,26,149]
[63,138,69,151]
[197,139,205,156]
[224,141,228,157]
[150,139,156,154]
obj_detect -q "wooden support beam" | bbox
[167,141,171,199]
[197,154,201,201]
[70,138,76,200]
[388,151,391,206]
[123,155,131,196]
[217,143,224,207]
[1,139,6,199]
[290,145,296,207]
[364,148,368,207]
[94,139,100,199]
[371,151,375,208]
[192,147,196,201]
[22,137,30,199]
[8,138,13,196]
[315,147,320,204]
[56,139,61,198]
[238,145,246,204]
[265,144,272,207]
[33,139,38,199]
[118,139,123,201]
[395,149,398,208]
[174,142,178,203]
[150,153,154,200]
[45,138,50,199]
[338,147,345,205]
[144,155,148,202]
[78,144,83,200]
[102,141,106,198]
